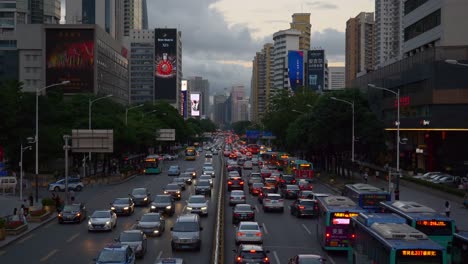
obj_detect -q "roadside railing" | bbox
[212,155,225,264]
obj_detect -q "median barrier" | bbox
[212,155,225,264]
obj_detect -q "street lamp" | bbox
[19,141,32,201]
[368,83,400,200]
[35,80,70,202]
[330,97,355,162]
[125,104,144,126]
[141,110,157,119]
[445,59,468,67]
[88,94,113,161]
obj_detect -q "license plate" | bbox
[272,200,277,203]
[246,234,254,237]
[330,241,338,247]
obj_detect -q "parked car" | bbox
[110,198,135,216]
[168,165,181,176]
[58,203,87,223]
[413,171,441,180]
[136,212,165,237]
[88,210,117,232]
[116,230,147,258]
[94,244,135,264]
[129,188,151,206]
[48,178,84,192]
[150,195,175,216]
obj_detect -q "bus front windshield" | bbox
[145,161,158,168]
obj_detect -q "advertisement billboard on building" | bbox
[307,50,325,91]
[190,93,200,117]
[181,90,188,118]
[45,29,94,93]
[154,28,177,101]
[288,50,304,92]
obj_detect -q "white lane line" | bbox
[17,234,34,244]
[255,205,259,213]
[273,251,281,264]
[327,255,337,264]
[182,205,186,213]
[40,249,58,262]
[66,233,80,243]
[302,224,312,235]
[154,251,163,263]
[262,223,268,235]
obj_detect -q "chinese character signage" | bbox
[181,90,187,118]
[155,28,177,101]
[307,50,325,91]
[288,50,304,92]
[46,29,95,93]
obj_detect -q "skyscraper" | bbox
[123,0,143,36]
[272,29,301,91]
[250,43,273,123]
[375,0,403,68]
[142,0,148,29]
[290,13,311,50]
[129,29,154,104]
[230,86,247,123]
[345,12,375,86]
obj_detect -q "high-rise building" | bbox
[128,29,154,104]
[142,0,148,30]
[123,0,143,36]
[250,43,273,123]
[290,13,311,50]
[328,66,346,90]
[31,0,61,24]
[214,94,227,126]
[345,12,375,86]
[188,76,209,118]
[230,86,248,123]
[375,0,403,68]
[272,29,301,91]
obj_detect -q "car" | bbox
[58,203,87,224]
[195,179,212,196]
[203,161,213,167]
[262,193,284,212]
[290,199,319,217]
[297,178,314,190]
[129,188,151,206]
[308,192,329,200]
[229,190,246,205]
[279,174,296,188]
[205,152,213,158]
[48,178,84,192]
[413,171,441,179]
[227,164,242,176]
[224,150,231,157]
[178,172,193,185]
[270,171,282,182]
[248,173,263,186]
[433,175,459,185]
[199,174,213,187]
[258,187,277,204]
[251,158,259,166]
[171,214,203,251]
[288,254,325,264]
[212,150,218,155]
[263,177,278,192]
[116,230,147,258]
[136,212,165,237]
[297,190,314,199]
[229,152,238,160]
[155,258,184,264]
[186,195,209,216]
[163,153,173,161]
[232,204,255,224]
[235,221,263,245]
[185,168,197,178]
[243,161,253,170]
[281,184,300,199]
[233,244,270,264]
[163,183,182,200]
[260,169,273,179]
[227,176,245,191]
[150,195,175,216]
[237,157,246,166]
[94,244,135,264]
[88,210,117,232]
[110,198,135,216]
[202,165,215,177]
[249,182,264,196]
[172,177,187,190]
[167,165,181,176]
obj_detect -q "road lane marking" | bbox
[273,251,281,264]
[255,205,259,212]
[40,249,58,262]
[262,223,268,235]
[154,251,163,263]
[302,224,312,235]
[17,234,34,244]
[327,256,337,264]
[66,233,80,243]
[182,205,186,213]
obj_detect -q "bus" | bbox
[144,155,162,174]
[351,212,447,264]
[292,160,314,179]
[380,200,456,262]
[185,146,197,161]
[316,196,365,252]
[452,231,468,264]
[342,183,391,212]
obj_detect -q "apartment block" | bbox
[290,13,311,50]
[375,0,403,68]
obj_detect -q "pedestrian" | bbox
[19,204,27,224]
[28,193,34,206]
[12,208,19,221]
[364,171,369,184]
[445,201,451,217]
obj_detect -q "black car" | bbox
[290,199,318,217]
[163,183,182,200]
[232,204,255,224]
[227,176,244,191]
[233,244,270,264]
[110,197,135,216]
[129,188,151,206]
[281,185,300,199]
[136,212,166,237]
[195,180,212,196]
[150,195,175,216]
[279,174,296,188]
[58,203,87,223]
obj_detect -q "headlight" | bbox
[58,213,62,218]
[166,205,172,209]
[111,207,115,210]
[123,207,129,210]
[164,191,168,194]
[151,205,156,209]
[88,220,92,225]
[201,207,207,210]
[187,206,192,210]
[105,221,111,225]
[176,191,180,193]
[143,197,148,201]
[153,230,159,234]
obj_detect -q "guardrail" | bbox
[212,155,225,264]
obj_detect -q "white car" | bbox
[199,174,213,187]
[48,178,84,192]
[186,195,209,216]
[229,190,246,206]
[202,167,216,178]
[262,193,284,212]
[235,221,263,245]
[88,210,117,232]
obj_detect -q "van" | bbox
[170,214,202,251]
[0,176,17,190]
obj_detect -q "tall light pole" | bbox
[330,97,355,162]
[88,94,113,161]
[19,143,32,201]
[369,83,400,200]
[35,80,70,202]
[125,104,144,126]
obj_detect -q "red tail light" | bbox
[351,233,356,239]
[234,213,240,216]
[255,232,262,237]
[280,180,285,183]
[240,181,244,185]
[292,180,296,183]
[264,257,269,262]
[228,181,233,185]
[236,256,242,262]
[237,232,245,236]
[298,205,305,210]
[326,233,330,238]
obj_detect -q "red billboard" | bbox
[46,29,94,93]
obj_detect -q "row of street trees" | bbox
[0,80,216,173]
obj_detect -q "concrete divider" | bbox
[212,155,225,264]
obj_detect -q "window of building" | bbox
[404,9,441,41]
[404,0,429,15]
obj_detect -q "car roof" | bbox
[93,210,111,214]
[132,187,147,191]
[122,229,143,234]
[298,198,316,202]
[297,254,323,259]
[103,244,130,251]
[199,175,211,178]
[231,190,244,194]
[190,195,205,199]
[266,193,281,197]
[198,179,210,183]
[176,214,199,222]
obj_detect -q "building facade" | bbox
[345,12,375,86]
[272,29,300,91]
[328,66,346,90]
[128,29,154,104]
[141,0,148,30]
[230,86,248,123]
[375,0,403,68]
[290,13,311,50]
[250,43,273,123]
[213,94,226,126]
[123,0,143,37]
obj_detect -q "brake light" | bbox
[298,205,305,210]
[255,232,262,237]
[292,180,296,183]
[280,180,285,183]
[228,181,233,185]
[326,233,330,238]
[236,256,242,262]
[240,181,244,185]
[237,232,245,236]
[351,233,356,239]
[264,257,269,262]
[250,249,256,253]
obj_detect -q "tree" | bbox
[231,121,252,135]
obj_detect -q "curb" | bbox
[0,213,57,249]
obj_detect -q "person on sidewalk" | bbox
[363,172,369,184]
[28,193,34,207]
[445,201,451,217]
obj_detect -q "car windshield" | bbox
[200,176,211,180]
[166,184,179,190]
[172,221,199,232]
[97,250,126,262]
[62,205,80,212]
[300,201,316,206]
[113,199,129,204]
[252,183,264,187]
[141,214,160,222]
[287,185,300,190]
[241,251,265,259]
[198,181,210,186]
[240,224,259,231]
[236,205,252,211]
[120,232,142,242]
[188,197,206,203]
[92,211,110,218]
[154,196,171,203]
[132,189,146,195]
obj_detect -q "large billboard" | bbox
[154,28,177,101]
[307,50,325,91]
[46,29,94,93]
[288,50,304,92]
[181,90,188,118]
[190,93,200,117]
